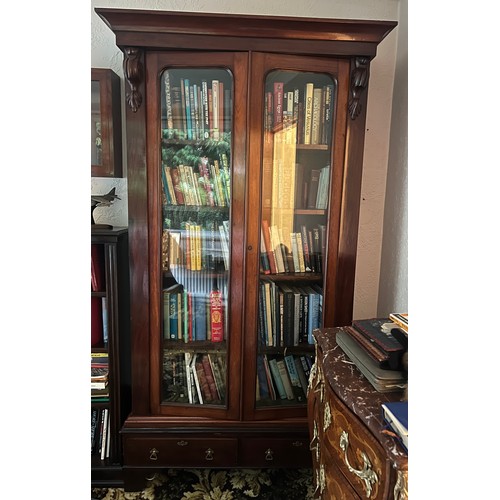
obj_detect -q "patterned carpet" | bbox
[92,468,314,499]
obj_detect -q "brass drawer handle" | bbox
[339,430,378,498]
[205,448,214,461]
[265,448,274,461]
[292,441,304,447]
[149,447,159,461]
[177,440,188,446]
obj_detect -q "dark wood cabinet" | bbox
[91,68,123,177]
[95,8,396,491]
[308,329,408,499]
[91,227,131,487]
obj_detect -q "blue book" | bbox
[193,293,207,341]
[256,355,269,399]
[382,401,408,452]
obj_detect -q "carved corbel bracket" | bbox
[123,47,144,112]
[348,56,370,120]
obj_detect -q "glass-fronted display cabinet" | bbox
[95,7,396,486]
[91,68,122,177]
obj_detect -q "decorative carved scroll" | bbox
[123,47,144,112]
[348,57,370,120]
[339,430,378,498]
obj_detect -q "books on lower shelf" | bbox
[256,353,313,405]
[381,401,408,452]
[91,407,111,459]
[162,351,227,405]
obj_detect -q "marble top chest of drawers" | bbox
[308,328,408,499]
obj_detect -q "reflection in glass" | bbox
[159,69,232,407]
[91,80,102,166]
[256,70,336,408]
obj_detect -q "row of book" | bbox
[256,353,314,403]
[260,220,326,275]
[161,155,230,207]
[163,220,230,272]
[163,73,232,141]
[265,82,335,146]
[259,280,322,347]
[162,351,227,405]
[91,352,109,401]
[163,282,226,343]
[91,407,110,459]
[294,164,330,210]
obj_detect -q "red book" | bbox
[91,244,104,292]
[170,167,185,205]
[201,354,219,401]
[209,289,224,342]
[91,296,103,346]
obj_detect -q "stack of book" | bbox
[91,353,109,401]
[336,315,408,393]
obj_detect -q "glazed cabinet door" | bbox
[243,53,350,420]
[146,52,248,419]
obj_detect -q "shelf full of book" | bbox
[95,7,396,485]
[91,227,131,486]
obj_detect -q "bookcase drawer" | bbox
[322,386,389,499]
[239,437,311,467]
[123,436,238,467]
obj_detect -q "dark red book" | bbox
[91,296,103,346]
[91,244,104,292]
[209,289,224,342]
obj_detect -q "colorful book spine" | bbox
[210,289,224,342]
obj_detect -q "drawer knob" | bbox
[265,448,274,461]
[292,441,304,447]
[205,448,214,461]
[339,430,378,498]
[177,440,188,446]
[149,447,159,461]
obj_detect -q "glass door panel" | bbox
[159,68,233,407]
[91,80,102,166]
[256,70,336,408]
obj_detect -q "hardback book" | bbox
[268,358,287,400]
[284,354,306,402]
[352,318,406,370]
[294,355,309,395]
[91,296,103,347]
[389,313,409,333]
[310,87,323,144]
[263,354,276,400]
[209,353,226,401]
[256,355,270,400]
[91,244,104,292]
[306,169,321,209]
[276,359,295,400]
[191,356,203,404]
[303,83,314,144]
[100,408,109,460]
[201,354,219,402]
[278,283,295,347]
[195,356,213,403]
[336,329,407,393]
[91,408,100,454]
[210,288,224,342]
[273,81,284,128]
[381,401,408,452]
